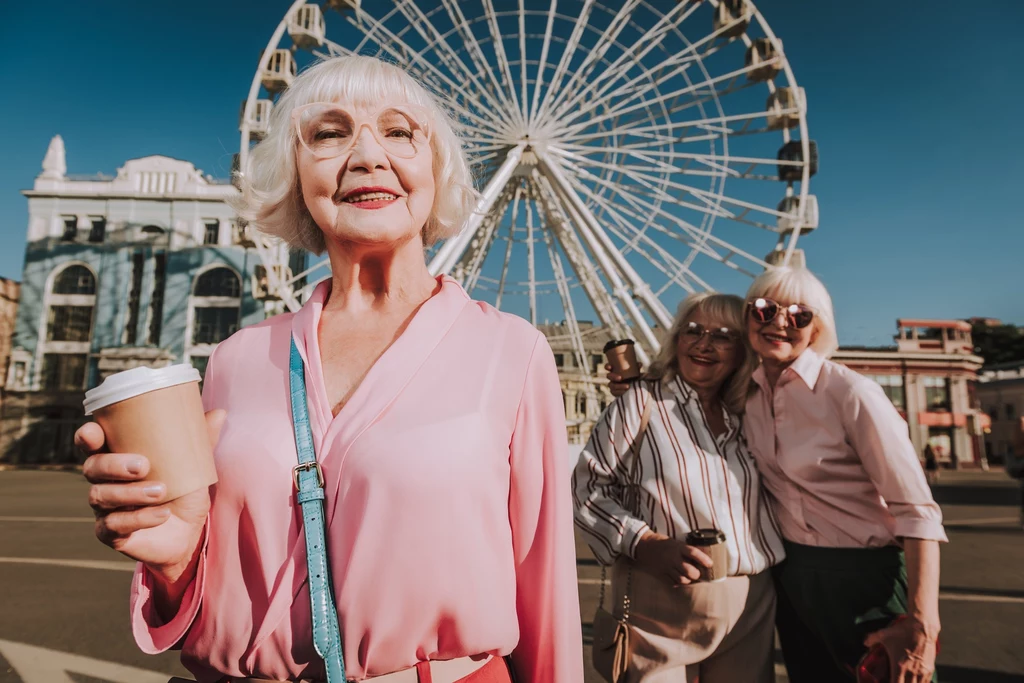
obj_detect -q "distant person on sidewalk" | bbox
[924,444,940,486]
[1009,417,1024,530]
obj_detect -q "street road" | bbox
[0,469,1021,682]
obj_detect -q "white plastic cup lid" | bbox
[83,364,202,415]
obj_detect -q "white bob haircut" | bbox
[645,292,757,416]
[745,266,839,358]
[233,55,478,255]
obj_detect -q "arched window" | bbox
[40,263,96,391]
[52,265,96,295]
[194,268,242,299]
[187,266,242,378]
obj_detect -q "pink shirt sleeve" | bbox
[129,523,209,653]
[840,378,948,543]
[506,335,585,683]
[129,348,223,654]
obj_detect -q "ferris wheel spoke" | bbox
[583,183,762,282]
[538,150,672,335]
[480,0,528,127]
[438,0,527,131]
[538,214,593,379]
[564,168,771,275]
[525,187,538,324]
[532,0,597,127]
[391,0,520,127]
[554,59,777,140]
[591,198,707,295]
[429,145,524,276]
[532,172,640,356]
[544,1,700,128]
[555,147,787,225]
[538,0,642,121]
[528,0,559,126]
[329,17,513,138]
[460,184,515,293]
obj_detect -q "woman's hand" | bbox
[864,616,938,683]
[605,364,634,398]
[78,410,224,584]
[633,531,713,586]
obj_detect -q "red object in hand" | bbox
[857,643,891,683]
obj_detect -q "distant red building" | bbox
[834,319,989,467]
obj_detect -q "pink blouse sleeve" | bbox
[129,524,209,653]
[129,348,224,653]
[841,377,948,543]
[507,335,585,682]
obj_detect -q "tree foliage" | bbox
[971,322,1024,366]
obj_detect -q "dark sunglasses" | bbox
[681,322,740,349]
[748,297,815,329]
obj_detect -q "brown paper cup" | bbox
[85,366,217,501]
[686,528,729,582]
[604,339,641,381]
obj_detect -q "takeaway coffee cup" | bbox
[83,365,217,501]
[603,339,642,382]
[685,528,728,582]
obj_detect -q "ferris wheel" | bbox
[239,0,818,366]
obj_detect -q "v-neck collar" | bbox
[290,273,471,520]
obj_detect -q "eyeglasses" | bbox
[681,322,740,349]
[748,297,815,329]
[292,103,433,160]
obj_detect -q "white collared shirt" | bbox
[573,377,785,575]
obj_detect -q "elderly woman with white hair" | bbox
[576,293,785,683]
[742,267,945,683]
[75,56,583,683]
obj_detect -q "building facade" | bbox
[833,319,989,467]
[539,321,617,445]
[0,138,305,465]
[0,277,21,414]
[977,360,1024,464]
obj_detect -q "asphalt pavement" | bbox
[0,469,1021,682]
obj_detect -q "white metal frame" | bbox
[239,0,816,364]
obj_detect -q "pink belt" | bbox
[231,654,493,683]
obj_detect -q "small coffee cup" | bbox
[84,365,218,501]
[685,528,728,582]
[604,339,642,382]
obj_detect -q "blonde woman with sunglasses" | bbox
[76,56,583,683]
[742,267,944,683]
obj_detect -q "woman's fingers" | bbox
[680,545,714,568]
[82,452,150,484]
[678,561,702,583]
[74,422,107,456]
[96,505,171,543]
[89,480,166,513]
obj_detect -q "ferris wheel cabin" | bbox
[745,38,782,82]
[288,5,326,50]
[260,49,296,93]
[777,140,819,182]
[777,195,819,234]
[766,87,805,130]
[714,0,753,39]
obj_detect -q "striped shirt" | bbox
[572,377,785,576]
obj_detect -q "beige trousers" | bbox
[610,562,776,683]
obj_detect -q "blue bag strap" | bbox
[289,338,346,682]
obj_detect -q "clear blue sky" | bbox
[1,1,1021,346]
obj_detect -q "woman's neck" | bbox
[693,385,722,413]
[322,234,437,314]
[761,356,796,389]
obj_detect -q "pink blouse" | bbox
[743,349,947,548]
[129,275,584,682]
